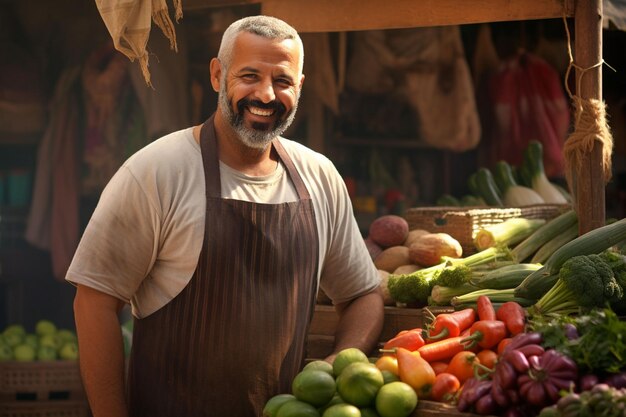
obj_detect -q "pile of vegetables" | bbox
[435,140,570,208]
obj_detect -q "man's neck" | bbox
[194,114,279,177]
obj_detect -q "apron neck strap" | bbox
[199,115,311,200]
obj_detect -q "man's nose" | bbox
[254,79,276,103]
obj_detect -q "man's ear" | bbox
[209,58,222,92]
[298,74,305,90]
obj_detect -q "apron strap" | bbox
[199,114,312,201]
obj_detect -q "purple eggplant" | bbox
[475,392,498,415]
[505,349,530,373]
[579,374,600,391]
[457,379,492,412]
[603,372,626,389]
[563,323,578,340]
[516,344,545,358]
[504,332,543,354]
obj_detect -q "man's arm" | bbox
[325,287,385,363]
[74,284,128,417]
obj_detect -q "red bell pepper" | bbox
[461,320,507,350]
[382,328,425,352]
[427,308,476,340]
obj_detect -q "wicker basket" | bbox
[404,204,571,255]
[0,361,85,402]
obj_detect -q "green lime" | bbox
[381,370,400,385]
[13,344,36,362]
[292,369,337,407]
[375,381,418,417]
[303,360,334,376]
[322,403,362,417]
[319,394,345,414]
[336,362,384,407]
[263,394,297,417]
[332,348,369,377]
[276,400,321,417]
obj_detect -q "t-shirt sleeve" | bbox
[65,165,160,302]
[317,161,380,305]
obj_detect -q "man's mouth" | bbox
[248,106,275,117]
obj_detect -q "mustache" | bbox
[236,98,286,115]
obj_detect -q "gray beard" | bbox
[218,82,299,150]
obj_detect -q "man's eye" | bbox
[275,79,292,86]
[242,74,257,80]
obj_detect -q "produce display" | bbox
[349,200,626,416]
[0,319,78,361]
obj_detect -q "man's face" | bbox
[215,32,304,149]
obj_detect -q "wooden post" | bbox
[574,0,604,233]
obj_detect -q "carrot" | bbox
[427,308,476,340]
[461,320,507,350]
[417,336,466,362]
[476,295,496,321]
[496,301,526,335]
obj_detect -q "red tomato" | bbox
[446,351,479,384]
[430,372,461,403]
[497,337,512,356]
[476,349,498,376]
[430,361,449,375]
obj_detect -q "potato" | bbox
[403,229,430,247]
[368,215,409,248]
[392,264,421,275]
[374,245,411,272]
[408,233,463,267]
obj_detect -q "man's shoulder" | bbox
[125,127,198,169]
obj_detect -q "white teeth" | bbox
[249,107,274,117]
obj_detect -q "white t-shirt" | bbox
[66,127,379,318]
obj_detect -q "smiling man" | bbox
[68,15,384,417]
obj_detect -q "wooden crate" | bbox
[306,305,453,359]
[411,400,494,417]
[404,204,571,255]
[0,361,85,402]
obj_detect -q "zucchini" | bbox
[511,210,578,262]
[470,263,542,289]
[544,217,626,275]
[530,222,579,264]
[516,217,626,300]
[474,218,545,251]
[475,168,503,207]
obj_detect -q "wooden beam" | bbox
[574,0,605,233]
[261,0,574,32]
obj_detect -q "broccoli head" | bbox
[436,264,473,287]
[599,249,626,288]
[531,254,623,316]
[559,254,623,307]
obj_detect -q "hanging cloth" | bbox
[95,0,183,87]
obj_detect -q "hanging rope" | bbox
[561,15,614,191]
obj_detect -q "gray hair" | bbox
[217,15,304,74]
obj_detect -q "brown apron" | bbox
[127,115,320,417]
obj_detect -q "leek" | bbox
[523,141,568,204]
